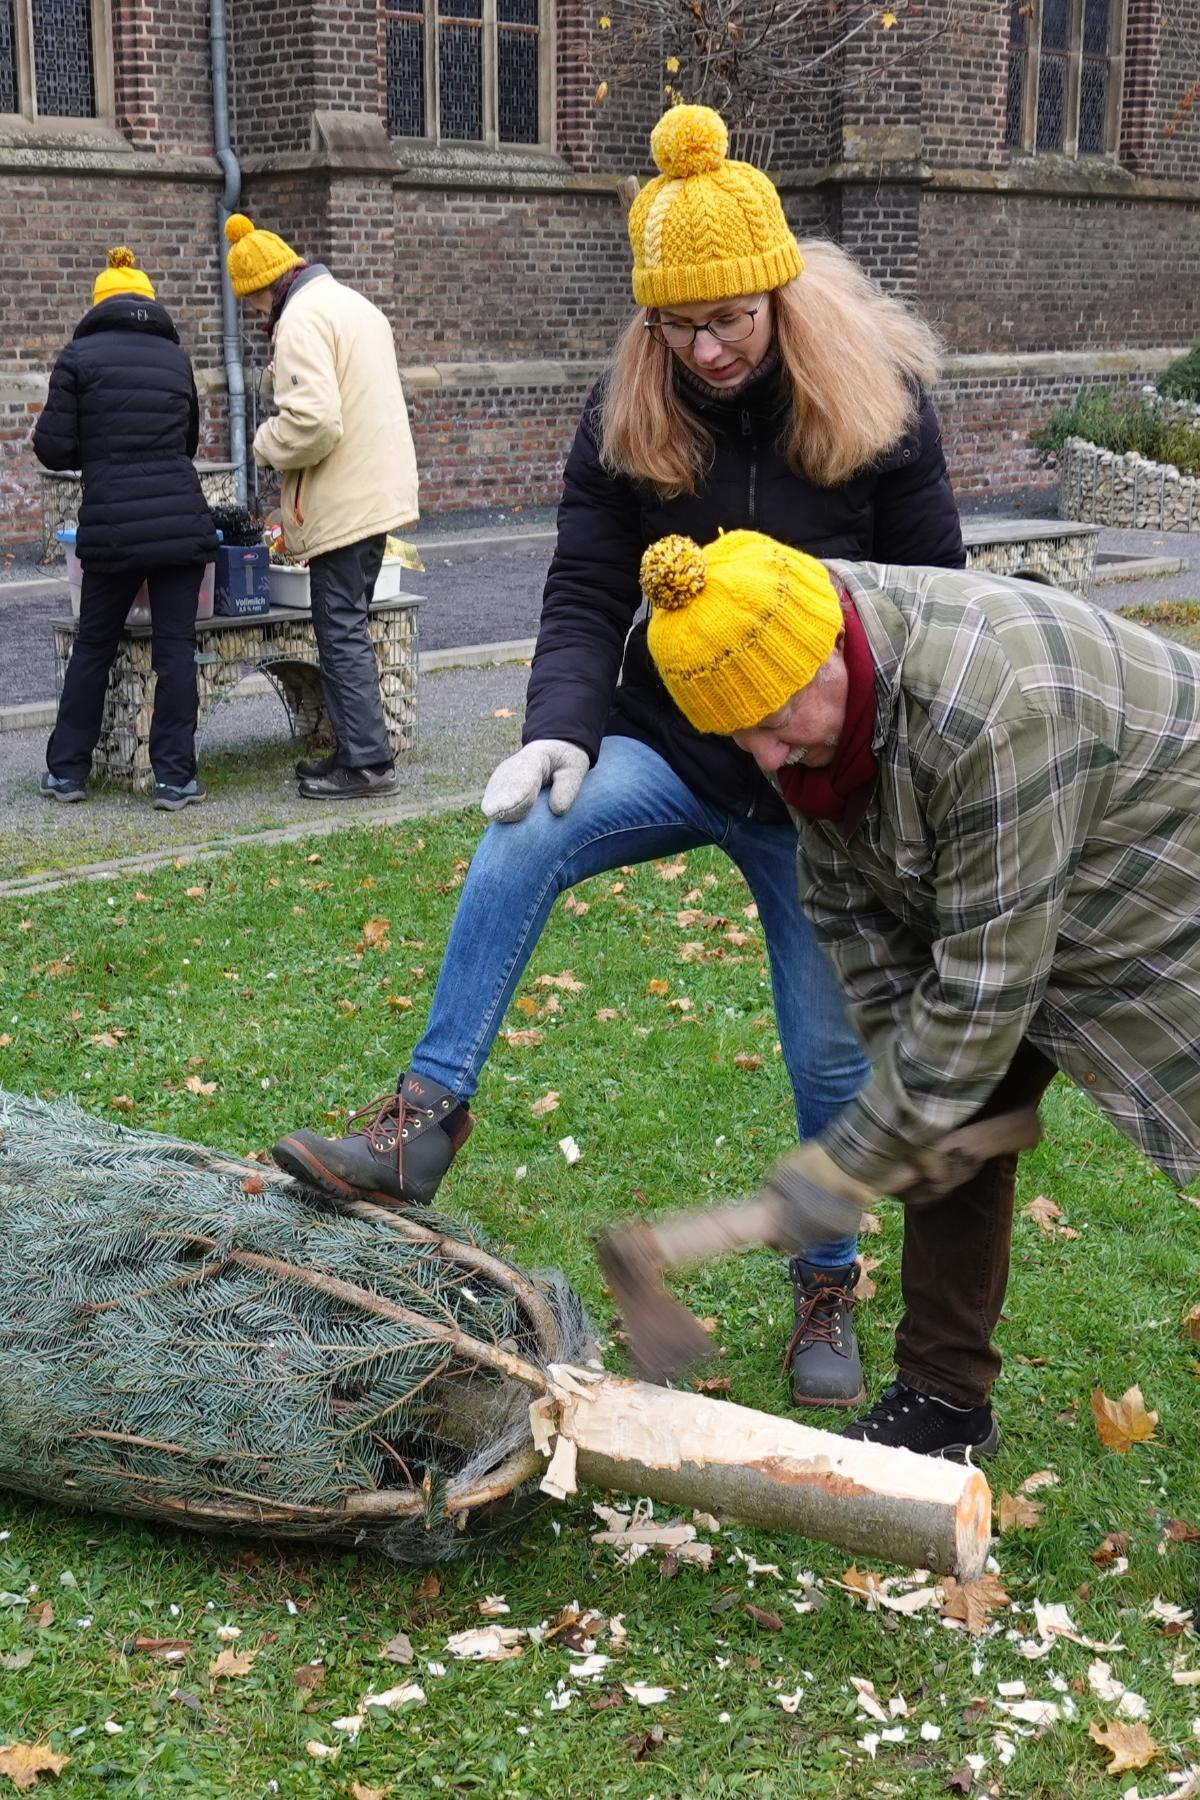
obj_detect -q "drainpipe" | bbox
[209,0,247,505]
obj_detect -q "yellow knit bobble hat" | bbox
[92,246,156,306]
[223,213,305,298]
[643,530,843,736]
[628,105,803,309]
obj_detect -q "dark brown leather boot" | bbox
[784,1258,865,1408]
[271,1072,472,1207]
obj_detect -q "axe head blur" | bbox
[597,1219,716,1385]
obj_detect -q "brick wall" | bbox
[937,366,1156,500]
[919,190,1200,354]
[229,1,316,156]
[110,0,214,153]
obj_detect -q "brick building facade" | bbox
[2,0,1199,548]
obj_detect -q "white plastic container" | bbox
[59,529,215,624]
[268,555,405,612]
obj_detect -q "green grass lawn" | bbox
[0,816,1198,1799]
[1116,600,1200,653]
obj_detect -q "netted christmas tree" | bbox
[0,1090,592,1561]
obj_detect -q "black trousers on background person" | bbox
[307,532,394,769]
[48,562,204,789]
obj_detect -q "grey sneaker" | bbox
[298,762,398,800]
[271,1072,473,1207]
[153,779,207,811]
[784,1258,865,1408]
[40,771,86,804]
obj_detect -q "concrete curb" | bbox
[0,786,486,898]
[0,638,537,734]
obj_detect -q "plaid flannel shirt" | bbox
[794,561,1200,1188]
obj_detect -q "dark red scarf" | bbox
[776,599,878,823]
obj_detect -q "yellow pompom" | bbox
[650,104,728,179]
[640,535,707,612]
[224,212,256,245]
[106,245,136,270]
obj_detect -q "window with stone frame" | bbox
[0,0,112,120]
[384,0,548,146]
[1006,0,1127,155]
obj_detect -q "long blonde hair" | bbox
[597,238,942,495]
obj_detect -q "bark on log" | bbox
[549,1369,990,1580]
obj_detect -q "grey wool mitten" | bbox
[480,739,591,824]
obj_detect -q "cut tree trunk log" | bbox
[542,1368,991,1581]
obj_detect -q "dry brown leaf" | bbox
[530,1090,560,1118]
[130,1637,192,1659]
[110,1095,134,1112]
[1088,1717,1160,1774]
[998,1491,1044,1533]
[185,886,205,900]
[26,1603,53,1629]
[386,994,413,1010]
[594,1008,621,1022]
[292,1660,325,1690]
[239,1175,264,1195]
[732,1051,763,1072]
[536,971,585,992]
[859,1211,882,1235]
[335,998,358,1014]
[853,1256,881,1301]
[1163,1518,1200,1545]
[504,1028,544,1048]
[358,916,390,951]
[743,1604,783,1632]
[89,1029,127,1048]
[939,1573,1011,1635]
[1184,1304,1200,1341]
[184,1075,217,1096]
[1091,1531,1131,1565]
[646,979,670,997]
[1021,1193,1062,1233]
[414,1573,441,1601]
[349,1785,392,1800]
[1091,1385,1158,1453]
[0,1036,11,1049]
[841,1564,888,1603]
[1019,1468,1059,1494]
[43,960,71,979]
[653,858,687,880]
[208,1647,258,1680]
[0,1742,70,1790]
[493,708,514,719]
[666,997,692,1012]
[693,1374,731,1394]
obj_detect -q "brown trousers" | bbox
[895,1041,1059,1408]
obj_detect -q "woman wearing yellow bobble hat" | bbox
[270,104,963,1414]
[224,212,418,800]
[34,247,217,810]
[641,525,1200,1458]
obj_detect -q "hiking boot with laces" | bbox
[271,1072,472,1207]
[784,1258,865,1408]
[841,1380,1000,1459]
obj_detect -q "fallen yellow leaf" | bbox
[208,1646,258,1680]
[1091,1384,1158,1453]
[1088,1717,1160,1774]
[358,916,390,950]
[646,979,670,996]
[184,1075,217,1096]
[530,1091,560,1118]
[0,1741,70,1790]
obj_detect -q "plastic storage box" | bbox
[58,529,215,625]
[269,555,406,611]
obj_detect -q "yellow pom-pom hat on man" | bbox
[641,530,843,736]
[223,212,305,298]
[627,104,804,308]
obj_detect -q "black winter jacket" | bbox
[524,368,965,822]
[33,296,217,573]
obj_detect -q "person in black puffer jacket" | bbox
[34,246,218,810]
[271,106,965,1420]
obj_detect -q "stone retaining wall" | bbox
[1059,436,1200,532]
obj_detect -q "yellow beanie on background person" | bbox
[628,105,803,308]
[92,246,156,306]
[643,530,842,735]
[223,212,304,298]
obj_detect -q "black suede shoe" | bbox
[784,1259,865,1408]
[298,762,398,800]
[842,1381,1000,1459]
[271,1072,472,1207]
[295,748,339,780]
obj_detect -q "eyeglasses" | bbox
[645,300,765,351]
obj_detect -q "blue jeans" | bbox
[412,734,868,1267]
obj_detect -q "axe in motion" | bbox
[598,1107,1044,1385]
